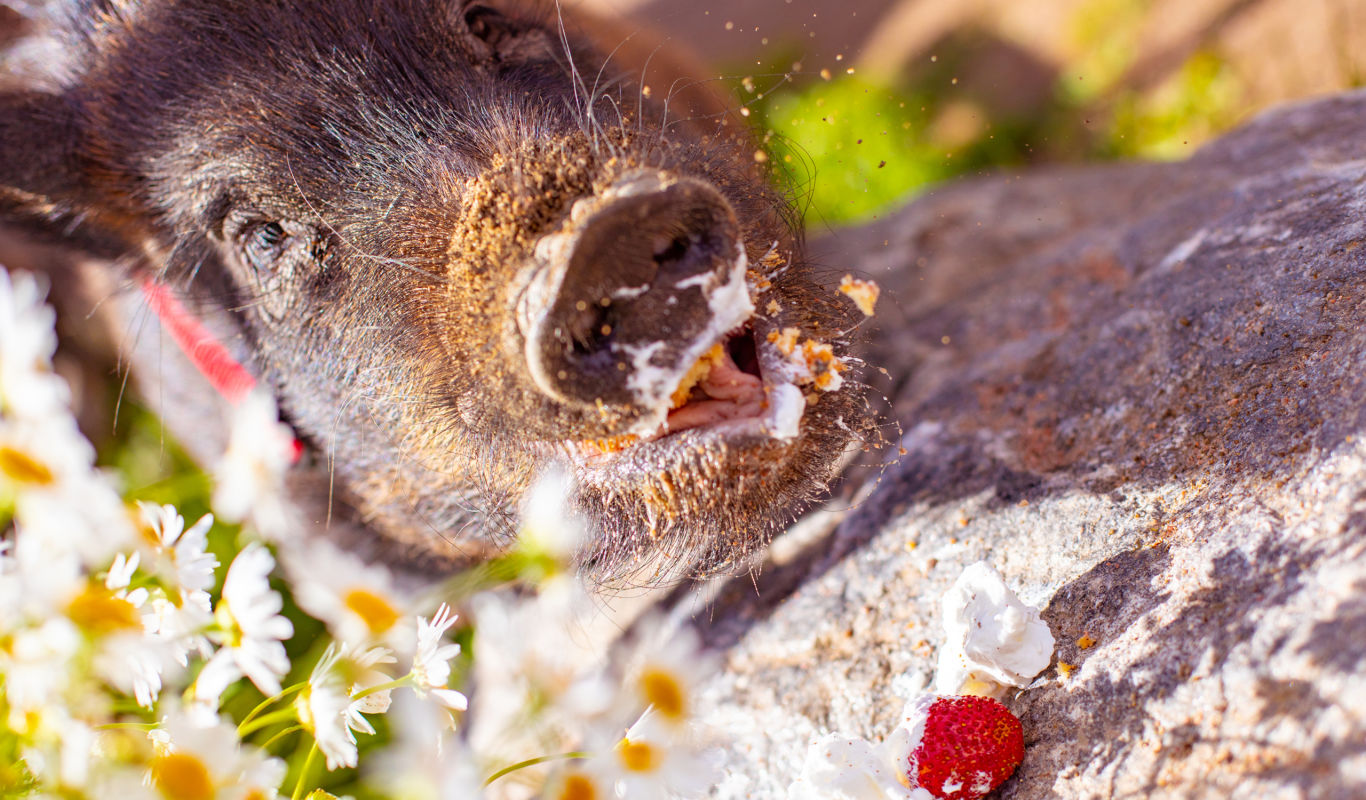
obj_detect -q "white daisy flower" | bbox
[1,617,79,724]
[136,502,219,596]
[1,520,84,624]
[192,543,293,706]
[0,414,134,565]
[297,643,383,771]
[12,706,107,792]
[0,268,67,420]
[469,577,615,736]
[411,604,461,690]
[543,765,615,800]
[146,590,215,668]
[303,681,359,772]
[284,538,416,652]
[364,691,483,800]
[94,630,173,709]
[104,552,144,597]
[213,390,296,538]
[518,467,588,563]
[599,710,720,800]
[129,505,218,666]
[348,644,399,718]
[63,578,145,638]
[621,619,716,731]
[83,563,175,708]
[147,708,287,800]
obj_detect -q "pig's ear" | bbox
[0,90,127,258]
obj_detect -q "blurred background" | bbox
[582,0,1366,226]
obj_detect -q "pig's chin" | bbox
[550,308,863,581]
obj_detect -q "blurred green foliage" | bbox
[748,0,1249,226]
[1105,50,1245,160]
[762,78,1034,226]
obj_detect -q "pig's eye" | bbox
[463,4,516,51]
[244,221,288,268]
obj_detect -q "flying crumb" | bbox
[839,275,880,316]
[766,328,848,391]
[802,339,846,390]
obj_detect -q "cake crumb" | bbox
[839,274,880,316]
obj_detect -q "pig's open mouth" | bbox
[572,326,762,457]
[567,318,824,465]
[662,326,765,434]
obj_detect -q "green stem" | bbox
[238,707,299,737]
[484,752,589,786]
[259,725,303,753]
[351,675,412,701]
[240,683,306,727]
[441,553,527,599]
[292,743,321,800]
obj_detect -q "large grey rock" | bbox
[691,90,1366,798]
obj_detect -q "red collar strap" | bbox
[141,277,258,404]
[141,277,302,461]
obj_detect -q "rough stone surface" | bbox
[687,90,1366,799]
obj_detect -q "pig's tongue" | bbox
[664,347,765,434]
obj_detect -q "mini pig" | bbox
[0,0,877,581]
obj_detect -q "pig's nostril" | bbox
[653,235,691,265]
[568,301,613,356]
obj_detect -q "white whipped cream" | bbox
[933,562,1055,698]
[764,382,805,440]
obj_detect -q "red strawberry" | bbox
[908,695,1024,800]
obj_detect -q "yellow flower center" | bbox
[66,585,141,634]
[294,690,316,732]
[135,512,164,549]
[553,772,600,800]
[0,445,53,486]
[152,753,215,800]
[639,668,686,720]
[214,602,243,648]
[618,738,660,773]
[344,588,400,634]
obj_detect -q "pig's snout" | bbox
[518,175,752,413]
